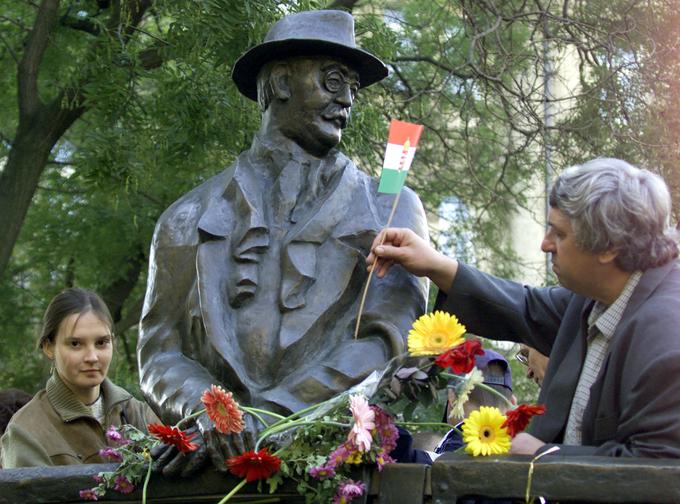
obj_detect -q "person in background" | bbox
[392,350,515,464]
[368,158,680,458]
[0,388,32,468]
[1,288,158,467]
[516,345,549,387]
[0,389,32,437]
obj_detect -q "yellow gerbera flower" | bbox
[462,406,512,456]
[407,311,466,356]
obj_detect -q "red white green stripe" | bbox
[378,119,424,194]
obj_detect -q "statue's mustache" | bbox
[322,106,350,128]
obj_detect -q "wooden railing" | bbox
[2,453,680,503]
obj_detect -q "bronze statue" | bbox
[138,10,428,473]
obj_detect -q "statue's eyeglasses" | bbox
[324,70,360,98]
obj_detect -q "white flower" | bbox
[449,367,484,421]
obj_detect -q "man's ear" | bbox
[598,248,619,265]
[270,63,291,101]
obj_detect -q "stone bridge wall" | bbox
[2,454,680,503]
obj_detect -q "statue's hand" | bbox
[197,412,258,471]
[149,424,208,477]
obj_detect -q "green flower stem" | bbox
[216,478,247,504]
[141,455,153,504]
[442,372,514,409]
[174,409,205,429]
[255,419,350,451]
[242,408,271,429]
[175,406,283,432]
[243,406,287,421]
[396,420,455,431]
[396,420,463,440]
[262,395,337,431]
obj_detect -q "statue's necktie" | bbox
[275,159,302,222]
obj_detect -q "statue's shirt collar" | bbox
[248,134,345,186]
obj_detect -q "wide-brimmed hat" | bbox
[232,10,388,101]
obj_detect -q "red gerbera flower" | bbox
[227,448,281,482]
[501,404,547,437]
[434,339,485,374]
[148,423,199,453]
[201,384,245,434]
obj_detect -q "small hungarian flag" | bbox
[377,119,424,194]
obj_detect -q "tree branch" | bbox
[18,0,59,120]
[60,15,101,36]
[0,31,19,64]
[138,43,166,70]
[326,0,361,11]
[392,55,474,79]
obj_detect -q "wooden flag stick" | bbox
[353,189,403,339]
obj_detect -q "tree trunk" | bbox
[0,99,85,278]
[0,0,155,279]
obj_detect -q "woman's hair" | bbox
[549,158,678,272]
[37,288,114,350]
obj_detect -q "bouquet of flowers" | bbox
[79,310,545,503]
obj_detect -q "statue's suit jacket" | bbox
[438,260,680,457]
[138,137,428,422]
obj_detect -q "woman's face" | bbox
[43,311,113,404]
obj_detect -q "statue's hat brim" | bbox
[232,10,388,101]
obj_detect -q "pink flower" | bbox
[308,464,336,480]
[375,449,395,471]
[333,479,366,504]
[99,447,122,462]
[326,442,352,469]
[347,395,375,452]
[79,488,100,501]
[105,425,123,443]
[113,475,135,494]
[372,406,399,453]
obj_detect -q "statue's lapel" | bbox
[195,158,268,394]
[278,160,383,349]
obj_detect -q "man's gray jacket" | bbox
[438,260,680,457]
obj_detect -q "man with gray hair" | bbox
[368,158,680,458]
[140,10,427,474]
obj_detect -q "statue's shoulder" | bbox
[362,172,424,222]
[153,161,238,247]
[340,155,426,235]
[344,156,422,207]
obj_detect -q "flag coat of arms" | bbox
[378,119,424,194]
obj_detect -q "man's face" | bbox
[276,57,359,156]
[541,207,602,296]
[519,345,549,386]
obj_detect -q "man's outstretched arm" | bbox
[367,227,458,292]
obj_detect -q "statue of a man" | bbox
[138,10,428,471]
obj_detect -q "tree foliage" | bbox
[0,0,678,392]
